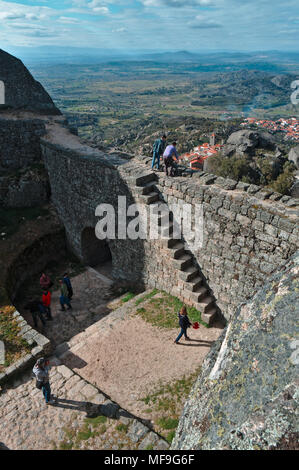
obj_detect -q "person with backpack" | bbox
[24,299,46,329]
[59,279,72,311]
[163,141,179,176]
[63,272,73,300]
[42,289,53,321]
[33,357,55,405]
[152,134,166,171]
[174,305,192,344]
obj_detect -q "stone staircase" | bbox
[132,172,218,326]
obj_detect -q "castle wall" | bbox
[41,139,299,320]
[0,118,46,171]
[0,118,49,207]
[154,175,299,318]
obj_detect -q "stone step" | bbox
[162,238,178,249]
[193,297,215,313]
[172,254,193,271]
[183,276,203,292]
[187,286,208,303]
[179,266,199,282]
[201,307,218,326]
[135,173,156,187]
[134,182,157,195]
[169,242,186,259]
[139,192,159,205]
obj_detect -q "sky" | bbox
[0,0,298,54]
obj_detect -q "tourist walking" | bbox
[152,134,166,171]
[33,358,56,405]
[174,306,192,344]
[163,142,179,176]
[39,273,53,290]
[42,289,53,321]
[59,279,72,311]
[24,299,46,329]
[63,272,73,300]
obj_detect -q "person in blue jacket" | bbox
[174,305,192,344]
[63,272,73,300]
[151,134,166,171]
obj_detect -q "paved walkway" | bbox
[0,357,168,450]
[20,269,114,348]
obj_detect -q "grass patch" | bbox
[140,370,200,440]
[116,423,129,433]
[157,417,179,430]
[135,288,159,306]
[121,292,136,303]
[0,305,32,372]
[166,430,176,444]
[85,416,107,427]
[134,290,208,329]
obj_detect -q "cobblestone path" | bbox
[0,357,168,450]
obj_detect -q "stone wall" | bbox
[154,172,299,318]
[0,118,46,171]
[41,139,299,321]
[0,118,50,207]
[171,251,299,450]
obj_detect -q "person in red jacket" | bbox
[42,289,53,321]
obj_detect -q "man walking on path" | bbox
[163,141,179,176]
[152,134,166,171]
[174,306,193,344]
[24,299,46,329]
[42,289,53,321]
[63,272,73,300]
[59,279,72,311]
[33,358,56,405]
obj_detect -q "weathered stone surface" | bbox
[0,49,60,114]
[171,252,299,450]
[288,145,299,169]
[127,420,151,443]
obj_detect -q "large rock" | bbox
[172,252,299,450]
[226,130,276,155]
[288,145,299,169]
[0,49,60,114]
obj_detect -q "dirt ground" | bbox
[60,298,223,420]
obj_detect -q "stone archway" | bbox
[0,81,5,105]
[81,227,112,267]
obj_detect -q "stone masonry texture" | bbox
[41,139,299,322]
[171,251,299,450]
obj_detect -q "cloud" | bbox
[70,0,109,14]
[112,27,127,32]
[142,0,214,7]
[58,16,81,24]
[189,15,222,28]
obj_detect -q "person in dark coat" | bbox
[151,134,166,171]
[63,272,73,300]
[24,299,46,329]
[174,305,192,344]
